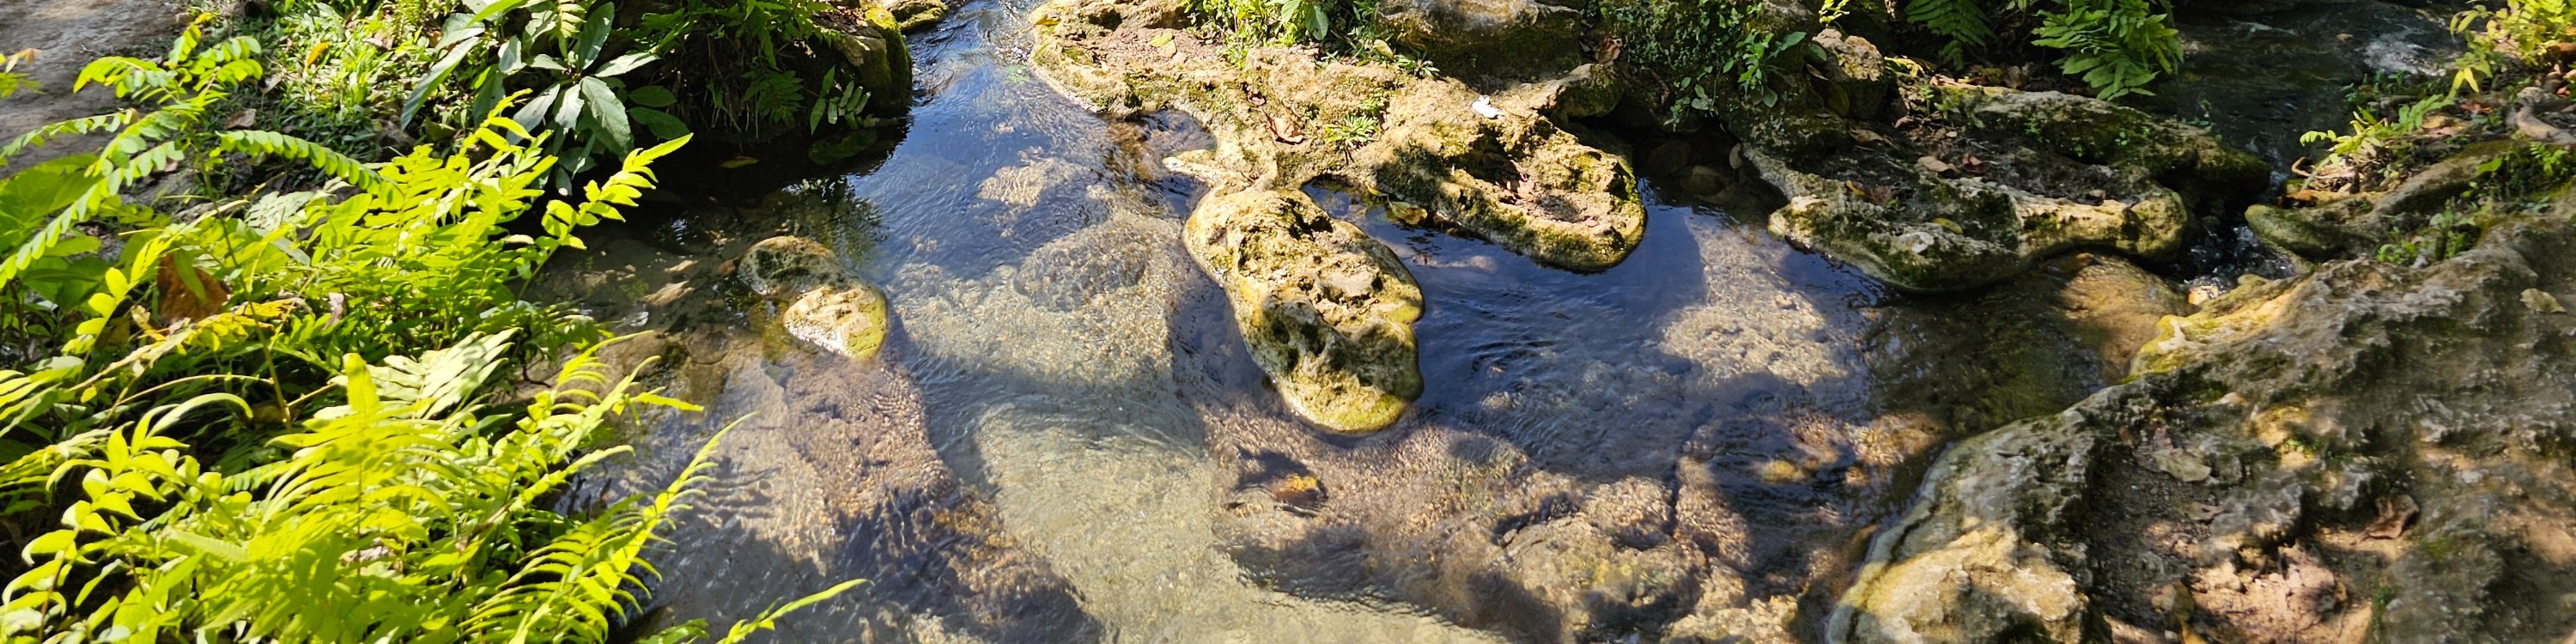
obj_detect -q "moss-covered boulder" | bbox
[1747,85,2268,293]
[738,235,891,361]
[1184,190,1423,434]
[1836,216,2576,642]
[812,4,914,114]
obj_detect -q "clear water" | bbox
[537,0,2178,641]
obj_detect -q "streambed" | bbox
[529,0,2413,641]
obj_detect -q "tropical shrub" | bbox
[1904,0,2180,99]
[0,20,860,642]
[1597,0,1808,113]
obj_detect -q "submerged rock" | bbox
[1836,216,2576,642]
[1184,190,1423,433]
[739,235,892,360]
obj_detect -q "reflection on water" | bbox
[540,0,2154,640]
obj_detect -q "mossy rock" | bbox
[739,235,893,361]
[1184,190,1424,434]
[782,282,891,360]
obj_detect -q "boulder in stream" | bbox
[1184,189,1424,434]
[739,235,891,360]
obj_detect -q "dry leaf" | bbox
[155,255,231,323]
[1268,113,1304,144]
[1915,155,1954,176]
[224,108,258,130]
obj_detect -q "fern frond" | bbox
[463,419,740,642]
[1908,0,1995,55]
[0,112,129,167]
[216,131,392,195]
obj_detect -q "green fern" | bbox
[1908,0,1995,63]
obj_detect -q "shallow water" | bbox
[539,1,2176,641]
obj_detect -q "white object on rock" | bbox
[1472,96,1502,119]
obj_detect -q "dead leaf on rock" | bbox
[1268,113,1304,144]
[1915,155,1955,176]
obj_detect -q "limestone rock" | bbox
[781,283,890,360]
[739,235,848,298]
[1030,0,1646,270]
[1838,216,2576,642]
[814,5,914,113]
[1183,190,1423,433]
[1747,86,2267,293]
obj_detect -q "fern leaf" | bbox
[216,131,392,195]
[1908,0,1995,52]
[0,112,128,167]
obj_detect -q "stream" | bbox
[529,0,2454,641]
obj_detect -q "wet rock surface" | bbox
[1184,189,1423,434]
[739,235,893,360]
[1837,217,2576,643]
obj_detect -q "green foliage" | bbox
[2450,0,2576,94]
[1907,0,1996,63]
[2030,0,2177,100]
[1188,0,1351,45]
[634,0,881,137]
[2301,94,2448,161]
[0,19,380,324]
[0,49,35,99]
[0,24,859,641]
[1904,0,2180,100]
[412,0,666,188]
[1597,0,1807,114]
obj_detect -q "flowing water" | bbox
[526,0,2398,641]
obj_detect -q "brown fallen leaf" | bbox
[1268,113,1304,144]
[1851,129,1888,145]
[1915,155,1955,176]
[155,255,231,323]
[224,108,258,130]
[1958,153,1986,175]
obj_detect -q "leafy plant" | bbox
[0,18,380,316]
[1907,0,1996,64]
[0,49,36,99]
[1904,0,2182,100]
[1597,0,1807,115]
[0,97,856,641]
[2030,0,2178,100]
[412,0,665,188]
